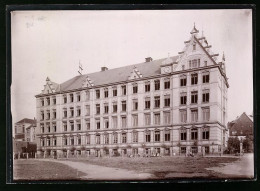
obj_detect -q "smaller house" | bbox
[228,112,253,140]
[14,118,36,142]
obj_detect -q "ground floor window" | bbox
[133,148,138,155]
[122,149,127,155]
[205,146,209,154]
[164,148,170,156]
[77,150,81,155]
[191,146,198,154]
[145,148,151,155]
[180,147,186,154]
[86,150,90,156]
[155,148,160,155]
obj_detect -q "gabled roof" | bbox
[228,112,253,136]
[16,118,36,125]
[60,56,178,92]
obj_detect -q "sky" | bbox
[11,9,253,125]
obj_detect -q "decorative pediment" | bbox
[41,77,59,94]
[82,76,94,88]
[128,66,143,80]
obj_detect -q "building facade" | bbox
[35,25,229,157]
[14,118,36,142]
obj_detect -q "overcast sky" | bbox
[11,9,253,125]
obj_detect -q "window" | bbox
[46,110,50,120]
[191,91,198,104]
[145,131,151,142]
[155,130,160,142]
[122,101,127,112]
[46,97,50,105]
[77,94,81,102]
[41,139,45,146]
[154,80,160,90]
[154,96,160,108]
[96,104,100,114]
[122,116,127,128]
[86,105,90,116]
[61,109,66,119]
[164,112,171,124]
[191,73,198,85]
[104,104,109,114]
[133,131,138,143]
[52,123,56,132]
[122,85,126,95]
[69,107,73,117]
[41,111,44,120]
[144,114,151,125]
[113,133,118,143]
[47,138,50,146]
[70,121,74,131]
[70,94,74,102]
[180,75,187,86]
[164,96,170,107]
[202,108,210,121]
[77,136,81,145]
[63,95,67,103]
[132,115,138,127]
[96,120,100,129]
[133,84,138,94]
[191,109,198,122]
[40,124,44,133]
[53,110,56,119]
[180,128,187,141]
[202,89,210,103]
[53,97,56,105]
[104,88,109,98]
[85,91,90,101]
[165,130,170,142]
[133,99,138,111]
[86,120,90,130]
[77,122,81,131]
[191,128,198,140]
[70,137,74,145]
[203,72,210,83]
[77,108,81,116]
[53,138,57,146]
[204,61,207,66]
[112,117,117,128]
[189,59,200,68]
[180,92,187,105]
[164,79,170,89]
[96,134,100,144]
[113,87,117,97]
[104,118,109,129]
[193,43,196,51]
[104,134,109,144]
[145,98,150,109]
[122,133,127,143]
[86,135,90,144]
[181,147,186,154]
[145,82,150,92]
[180,110,187,123]
[182,65,185,70]
[113,103,117,113]
[96,90,100,99]
[202,127,210,140]
[41,99,44,106]
[154,113,160,125]
[63,122,67,131]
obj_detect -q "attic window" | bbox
[193,43,196,51]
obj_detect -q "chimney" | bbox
[145,57,153,62]
[101,67,108,71]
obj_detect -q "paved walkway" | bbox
[206,153,254,178]
[38,159,152,180]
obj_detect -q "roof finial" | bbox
[194,22,195,28]
[78,60,83,75]
[222,51,225,62]
[168,52,170,58]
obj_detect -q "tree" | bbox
[243,136,253,152]
[227,137,240,154]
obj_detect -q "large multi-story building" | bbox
[35,25,229,157]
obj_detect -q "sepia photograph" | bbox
[9,8,254,182]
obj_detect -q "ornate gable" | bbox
[42,77,59,94]
[175,24,221,71]
[128,66,143,80]
[82,76,94,88]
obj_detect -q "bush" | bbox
[227,137,240,154]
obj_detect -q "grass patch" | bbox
[13,159,86,181]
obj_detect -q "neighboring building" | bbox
[14,118,36,142]
[228,112,253,140]
[35,25,229,157]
